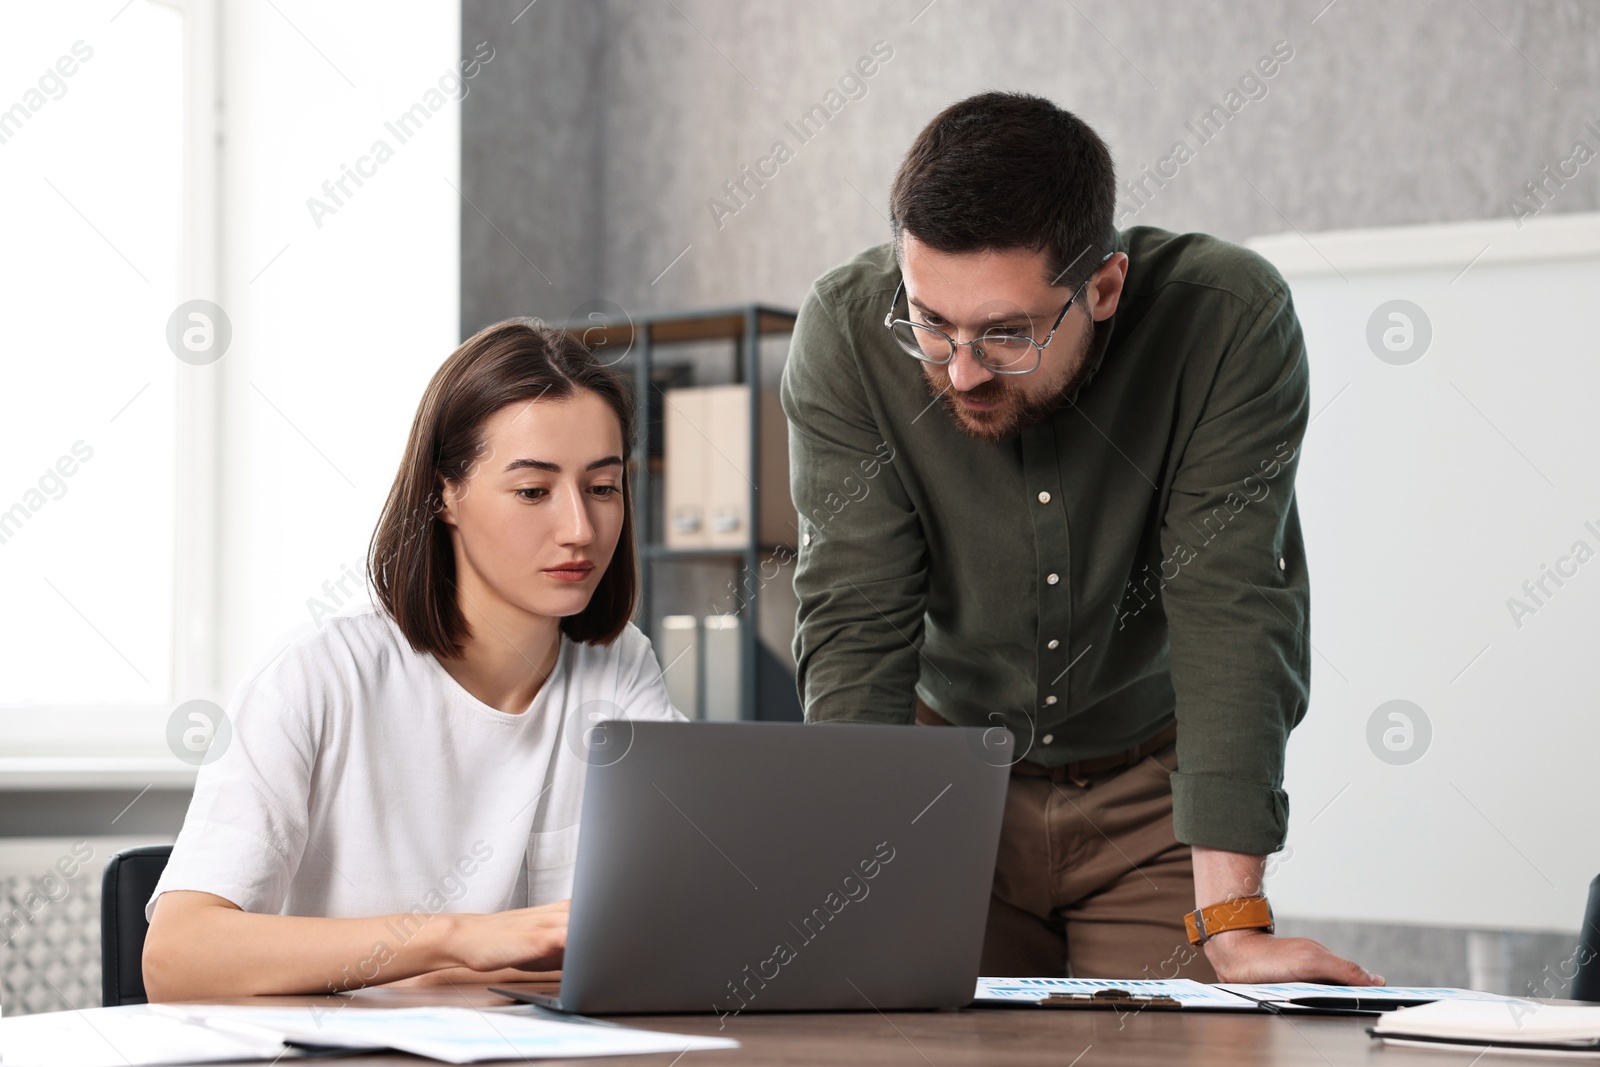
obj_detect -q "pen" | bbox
[1038,989,1182,1008]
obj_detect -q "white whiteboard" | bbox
[1245,211,1600,932]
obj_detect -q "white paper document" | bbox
[973,976,1260,1009]
[1,1005,293,1067]
[0,1002,738,1066]
[153,1004,739,1063]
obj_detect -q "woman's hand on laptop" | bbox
[382,965,562,988]
[144,892,569,999]
[446,898,570,974]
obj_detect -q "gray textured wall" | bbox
[462,0,607,330]
[464,0,1600,331]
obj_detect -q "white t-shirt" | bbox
[147,602,684,922]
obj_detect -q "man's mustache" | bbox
[949,379,1006,404]
[928,369,1006,405]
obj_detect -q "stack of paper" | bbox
[0,1003,738,1066]
[1373,1000,1600,1058]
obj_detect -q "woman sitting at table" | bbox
[143,318,683,1000]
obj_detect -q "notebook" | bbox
[1372,999,1600,1058]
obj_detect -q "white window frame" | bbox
[171,0,223,707]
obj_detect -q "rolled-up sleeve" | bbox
[1161,283,1311,856]
[781,281,927,725]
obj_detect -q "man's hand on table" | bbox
[1192,846,1383,984]
[1203,928,1384,985]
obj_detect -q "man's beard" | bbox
[925,327,1096,443]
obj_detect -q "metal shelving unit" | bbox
[557,304,799,720]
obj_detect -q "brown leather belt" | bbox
[915,697,1177,784]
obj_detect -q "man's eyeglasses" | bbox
[882,252,1114,376]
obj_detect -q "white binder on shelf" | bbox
[657,614,700,719]
[701,614,742,721]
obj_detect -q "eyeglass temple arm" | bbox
[883,280,904,327]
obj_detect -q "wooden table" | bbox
[186,981,1499,1065]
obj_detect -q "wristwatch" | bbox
[1184,894,1275,946]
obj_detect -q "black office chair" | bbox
[1572,875,1600,1002]
[100,844,172,1007]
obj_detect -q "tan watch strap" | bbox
[1185,894,1275,946]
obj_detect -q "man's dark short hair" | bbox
[889,91,1117,291]
[369,317,638,658]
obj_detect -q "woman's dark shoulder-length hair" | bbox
[368,316,638,659]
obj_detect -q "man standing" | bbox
[781,92,1379,984]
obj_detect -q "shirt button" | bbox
[1042,734,1054,745]
[1037,491,1051,504]
[1278,556,1286,571]
[1046,573,1059,585]
[1047,639,1059,650]
[1044,695,1057,706]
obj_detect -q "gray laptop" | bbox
[494,720,1009,1015]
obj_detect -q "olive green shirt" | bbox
[779,226,1311,856]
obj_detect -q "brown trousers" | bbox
[916,698,1216,982]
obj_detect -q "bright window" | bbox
[0,2,183,710]
[1,0,463,753]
